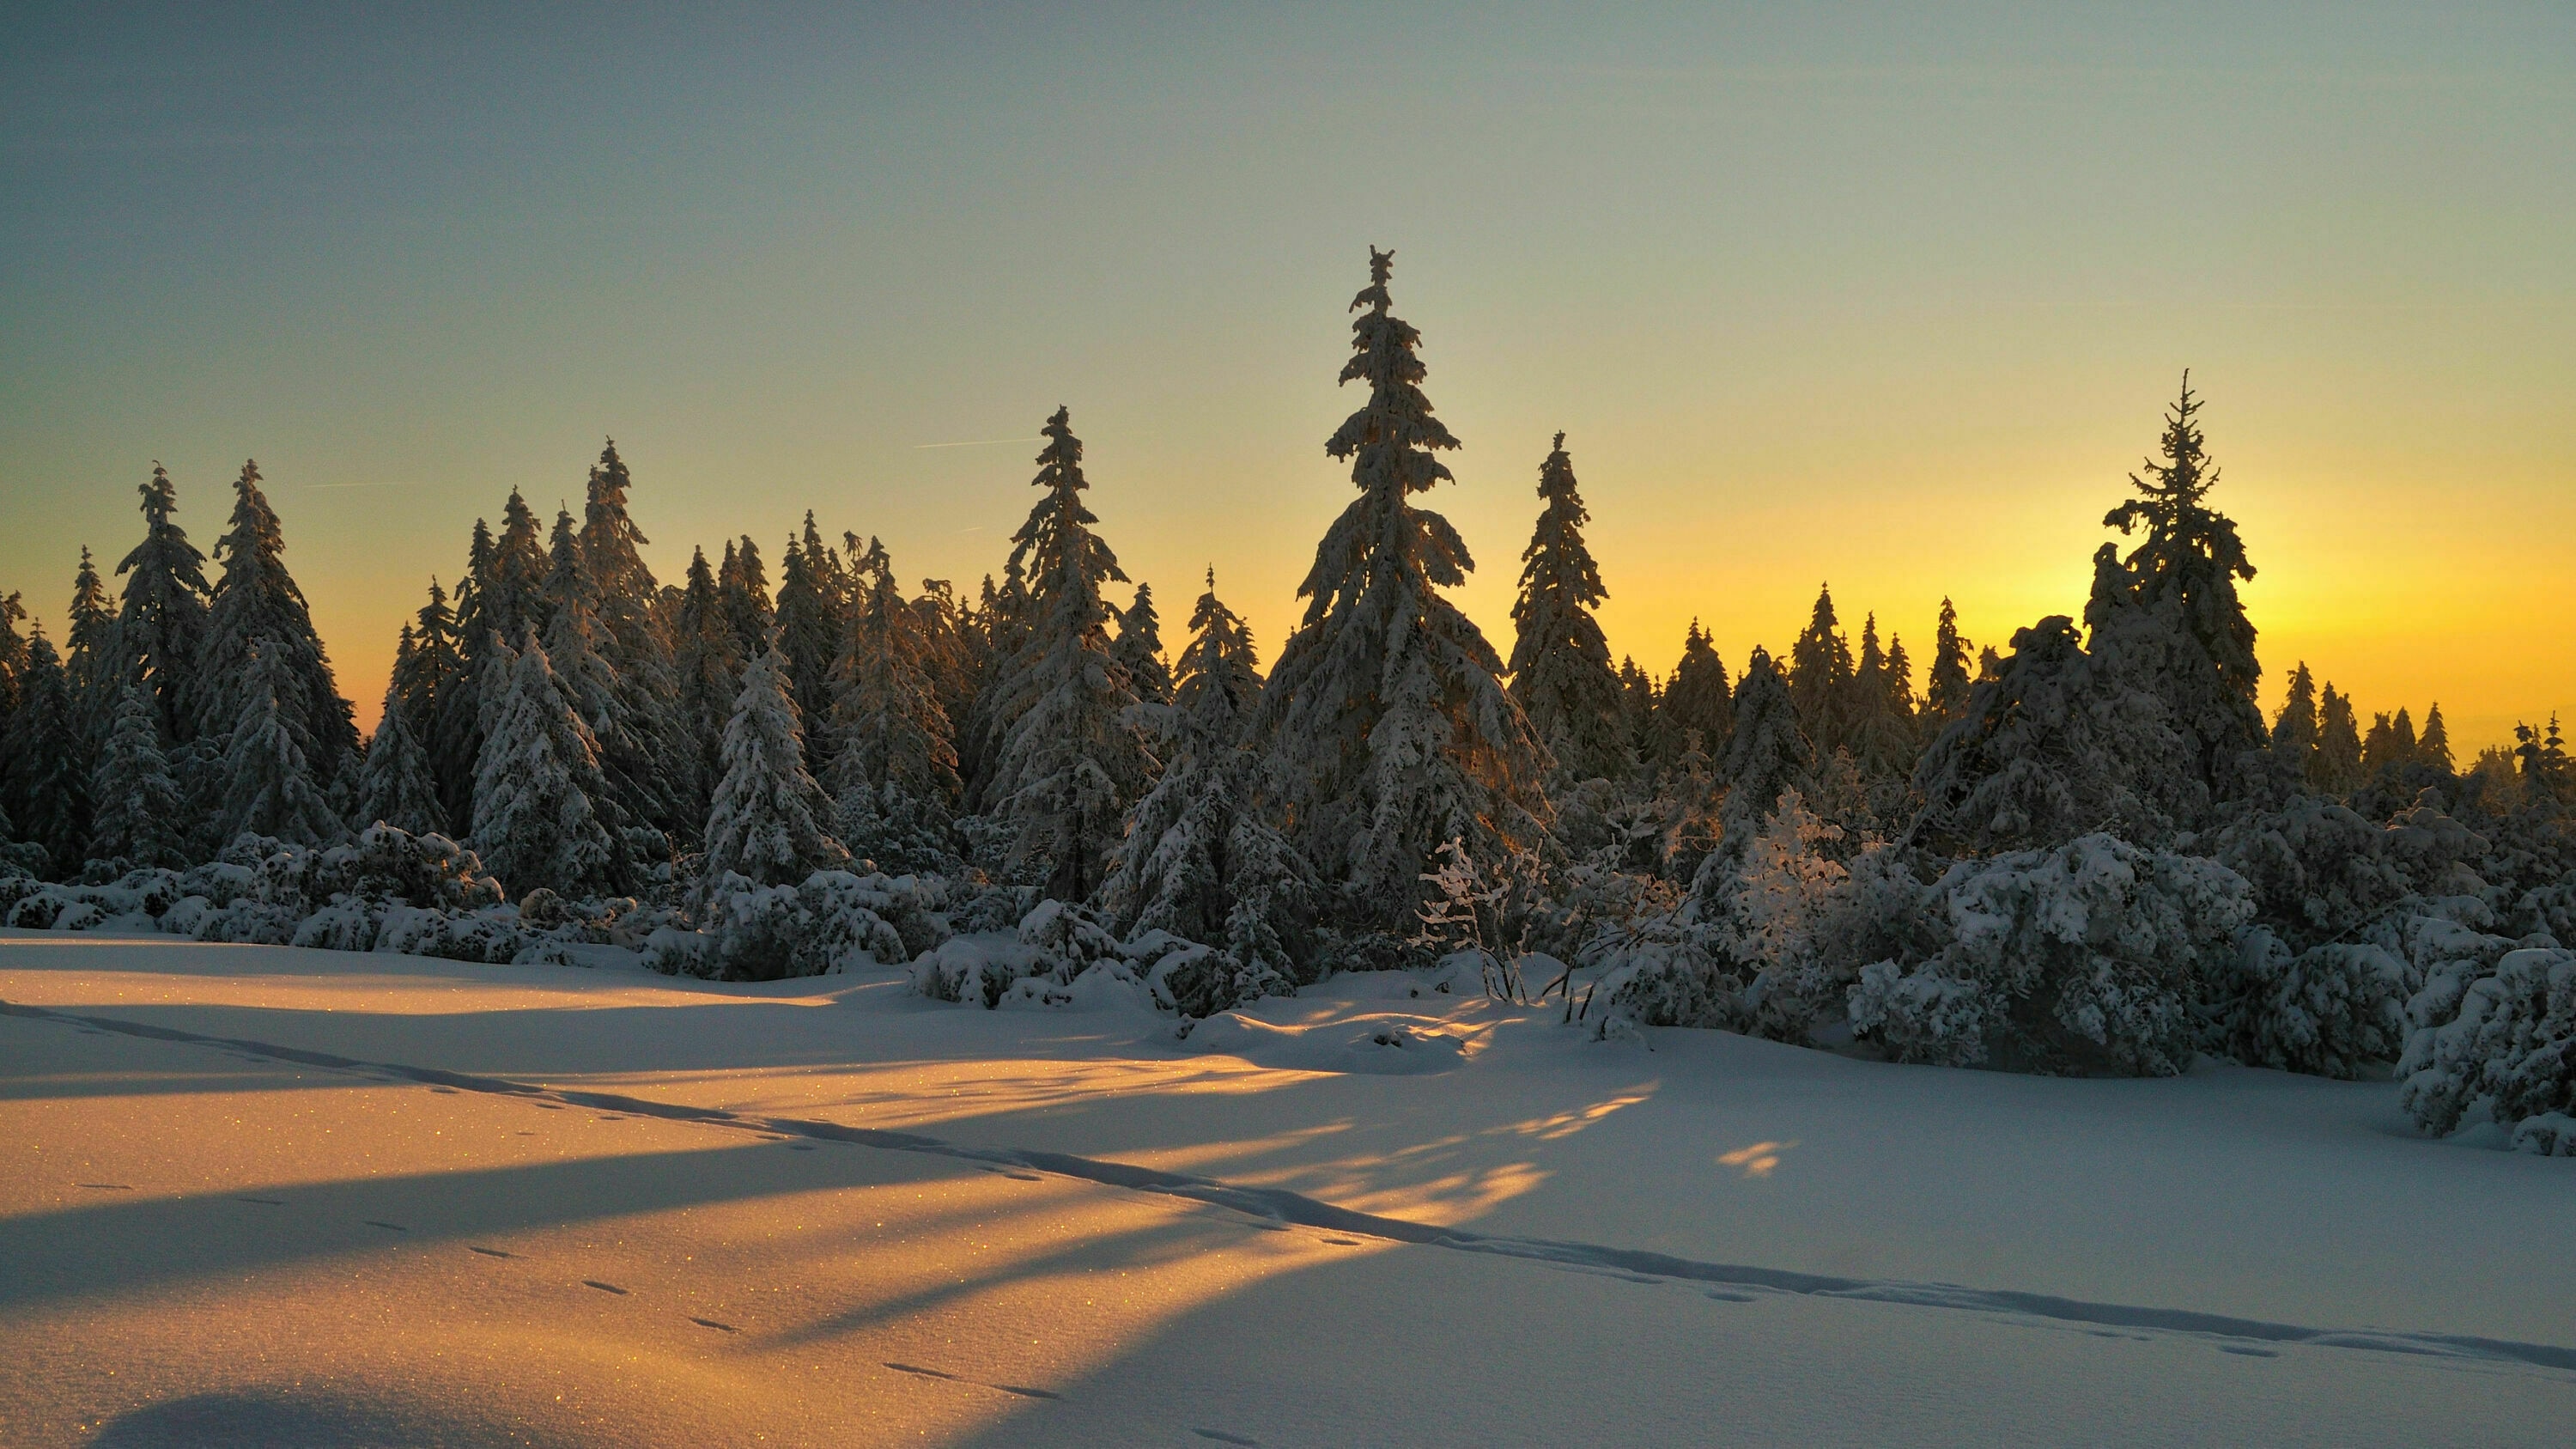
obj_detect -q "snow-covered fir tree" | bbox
[1657,623,1730,770]
[2312,683,2363,795]
[671,546,742,827]
[718,537,775,664]
[981,407,1155,899]
[827,536,960,872]
[2,628,88,873]
[576,440,685,831]
[2089,374,2265,801]
[64,546,121,762]
[1112,581,1175,708]
[197,460,359,787]
[1715,646,1811,859]
[1173,568,1262,735]
[113,464,213,745]
[471,629,628,898]
[1507,432,1625,782]
[219,639,341,848]
[699,642,848,905]
[1923,597,1974,723]
[1788,584,1856,754]
[543,506,674,836]
[1255,247,1551,928]
[88,680,184,869]
[1104,569,1311,993]
[355,641,450,837]
[775,511,850,775]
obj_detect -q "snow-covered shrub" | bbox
[2208,795,2414,950]
[648,869,945,982]
[2509,874,2576,946]
[2223,930,2411,1079]
[909,898,1237,1012]
[373,905,524,964]
[1133,930,1295,1019]
[2397,947,2576,1148]
[292,898,381,953]
[1848,833,2254,1075]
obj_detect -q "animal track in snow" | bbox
[582,1280,629,1295]
[468,1246,516,1258]
[75,1183,134,1191]
[363,1220,409,1232]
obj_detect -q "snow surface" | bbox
[3,928,2570,1446]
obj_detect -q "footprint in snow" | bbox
[690,1317,739,1333]
[364,1221,409,1232]
[76,1183,135,1191]
[583,1280,629,1295]
[884,1362,1060,1399]
[469,1246,515,1259]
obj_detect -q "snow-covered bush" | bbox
[1848,833,2254,1075]
[2397,947,2576,1149]
[2222,930,2411,1078]
[647,868,947,982]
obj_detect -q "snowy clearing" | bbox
[3,930,2570,1447]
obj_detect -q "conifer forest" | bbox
[5,246,2571,1158]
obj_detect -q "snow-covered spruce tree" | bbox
[471,628,629,899]
[1104,569,1312,1006]
[543,506,676,837]
[2271,661,2319,764]
[1714,646,1811,859]
[64,546,121,765]
[981,408,1156,899]
[2312,683,2364,795]
[2420,703,2454,775]
[698,642,848,908]
[2088,374,2265,804]
[1113,581,1175,708]
[1909,615,2194,853]
[1923,597,1974,725]
[197,460,360,789]
[393,581,475,825]
[1848,612,1918,800]
[1656,623,1731,770]
[0,590,25,734]
[577,440,688,834]
[1255,247,1552,932]
[1788,584,1856,755]
[671,546,743,828]
[1507,432,1625,783]
[1617,657,1659,770]
[220,639,341,848]
[114,463,213,746]
[827,537,961,873]
[88,679,185,869]
[2,628,88,873]
[354,654,449,837]
[775,511,851,776]
[1174,568,1263,734]
[717,537,775,664]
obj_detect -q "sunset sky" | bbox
[4,4,2569,749]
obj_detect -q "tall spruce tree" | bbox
[396,581,474,823]
[1113,582,1175,708]
[219,640,340,847]
[64,547,121,763]
[1924,597,1975,723]
[2312,684,2364,795]
[1255,248,1551,927]
[358,631,448,835]
[114,464,213,745]
[544,506,670,833]
[2,628,88,873]
[1104,568,1309,979]
[828,537,961,870]
[471,630,628,898]
[700,642,847,904]
[198,461,360,785]
[2089,374,2264,801]
[1716,647,1811,849]
[1173,567,1263,737]
[1788,584,1856,753]
[89,680,184,868]
[1617,656,1660,770]
[775,512,849,773]
[2272,661,2320,762]
[2421,703,2454,774]
[981,408,1155,899]
[1658,622,1733,770]
[1507,432,1624,782]
[575,440,687,834]
[718,537,775,663]
[0,591,26,742]
[671,546,741,828]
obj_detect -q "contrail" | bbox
[912,437,1042,450]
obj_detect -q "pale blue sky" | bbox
[4,3,2570,742]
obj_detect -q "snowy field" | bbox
[3,930,2570,1447]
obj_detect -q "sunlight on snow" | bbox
[1717,1141,1796,1179]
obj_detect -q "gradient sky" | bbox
[5,3,2570,749]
